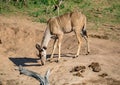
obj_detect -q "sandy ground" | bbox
[0,15,120,85]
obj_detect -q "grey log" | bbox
[19,65,50,85]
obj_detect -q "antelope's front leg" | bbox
[57,34,63,62]
[49,39,58,60]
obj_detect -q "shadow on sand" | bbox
[9,53,75,66]
[9,57,41,66]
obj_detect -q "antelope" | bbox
[36,11,90,65]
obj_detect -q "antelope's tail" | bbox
[82,16,88,38]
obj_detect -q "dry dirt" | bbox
[0,15,120,85]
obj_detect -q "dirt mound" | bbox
[0,15,45,57]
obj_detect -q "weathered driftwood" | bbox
[19,65,50,85]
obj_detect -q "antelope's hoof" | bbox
[73,55,79,58]
[47,58,51,61]
[86,51,90,55]
[55,60,59,63]
[47,58,53,63]
[41,62,45,66]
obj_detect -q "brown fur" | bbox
[40,11,90,63]
[48,11,86,34]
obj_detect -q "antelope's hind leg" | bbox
[83,36,90,55]
[82,30,90,55]
[74,29,83,58]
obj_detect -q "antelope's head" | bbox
[36,43,47,65]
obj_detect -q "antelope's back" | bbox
[71,11,86,30]
[47,11,86,34]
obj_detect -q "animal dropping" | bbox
[88,62,101,72]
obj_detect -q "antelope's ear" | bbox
[36,43,41,51]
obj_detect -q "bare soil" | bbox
[0,15,120,85]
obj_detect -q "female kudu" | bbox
[36,11,90,65]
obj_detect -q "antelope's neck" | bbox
[41,28,51,48]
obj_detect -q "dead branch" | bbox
[18,65,50,85]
